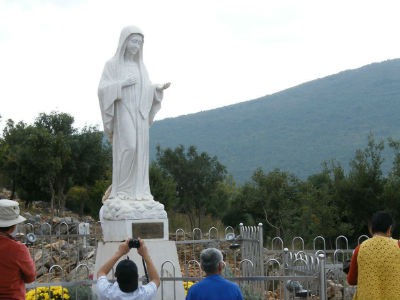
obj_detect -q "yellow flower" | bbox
[26,286,69,300]
[183,281,196,295]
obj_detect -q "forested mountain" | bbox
[150,59,400,183]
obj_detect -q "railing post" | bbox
[258,223,263,276]
[283,248,289,300]
[318,253,327,300]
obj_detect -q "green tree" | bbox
[0,119,23,198]
[342,134,386,234]
[70,126,111,186]
[0,112,111,218]
[17,125,57,207]
[0,120,56,204]
[87,179,111,219]
[0,119,32,200]
[302,163,354,248]
[66,126,111,217]
[381,138,400,236]
[223,169,301,242]
[149,161,178,210]
[34,112,76,216]
[155,145,227,228]
[206,175,238,220]
[66,186,89,216]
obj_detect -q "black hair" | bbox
[115,259,138,293]
[371,211,393,234]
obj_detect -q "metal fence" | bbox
[20,221,362,300]
[174,224,334,300]
[18,221,101,299]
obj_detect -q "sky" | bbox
[1,0,400,131]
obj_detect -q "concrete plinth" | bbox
[94,240,185,300]
[101,218,169,242]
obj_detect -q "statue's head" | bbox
[125,34,144,57]
[115,26,145,61]
[120,26,144,43]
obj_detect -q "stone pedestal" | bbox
[95,198,185,299]
[101,218,169,241]
[99,198,169,242]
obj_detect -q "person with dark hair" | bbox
[347,211,400,300]
[96,238,159,300]
[0,199,36,299]
[186,248,243,300]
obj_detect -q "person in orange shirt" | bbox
[0,199,36,300]
[347,211,400,300]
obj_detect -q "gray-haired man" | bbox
[186,247,243,300]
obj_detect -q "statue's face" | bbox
[126,34,143,56]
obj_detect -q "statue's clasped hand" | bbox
[122,74,138,87]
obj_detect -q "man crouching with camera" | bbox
[97,238,159,300]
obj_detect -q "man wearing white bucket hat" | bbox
[0,199,36,299]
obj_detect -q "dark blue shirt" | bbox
[186,274,244,300]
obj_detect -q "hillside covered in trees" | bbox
[150,59,400,183]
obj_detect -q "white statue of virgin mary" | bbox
[98,26,170,220]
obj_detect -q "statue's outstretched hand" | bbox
[157,82,171,91]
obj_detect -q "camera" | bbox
[128,239,140,248]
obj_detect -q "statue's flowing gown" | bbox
[98,26,163,202]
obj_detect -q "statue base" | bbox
[99,198,169,242]
[101,218,169,241]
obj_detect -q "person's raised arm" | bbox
[97,240,130,277]
[137,238,160,287]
